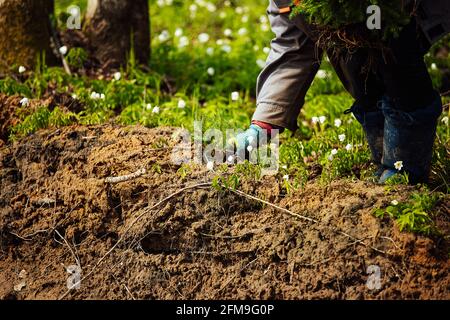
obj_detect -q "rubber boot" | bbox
[346,103,385,177]
[379,93,443,184]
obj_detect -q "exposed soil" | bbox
[0,124,449,300]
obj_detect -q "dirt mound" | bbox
[0,125,449,300]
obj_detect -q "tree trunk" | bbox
[0,0,56,73]
[85,0,150,70]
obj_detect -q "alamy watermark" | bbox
[66,265,82,290]
[367,5,381,30]
[66,5,81,30]
[366,265,382,290]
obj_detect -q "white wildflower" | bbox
[174,28,183,37]
[178,36,189,48]
[394,161,403,171]
[238,27,248,36]
[152,106,160,114]
[59,46,68,56]
[316,70,328,79]
[221,45,232,53]
[158,30,170,42]
[178,99,186,109]
[20,97,29,107]
[198,33,210,43]
[90,92,100,100]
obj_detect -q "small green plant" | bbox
[234,161,262,181]
[177,163,192,180]
[10,106,76,140]
[374,192,442,235]
[212,173,240,191]
[66,48,88,70]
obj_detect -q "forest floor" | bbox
[1,123,449,300]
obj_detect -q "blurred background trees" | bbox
[0,0,57,73]
[0,0,150,73]
[85,0,150,69]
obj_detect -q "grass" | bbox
[0,0,449,235]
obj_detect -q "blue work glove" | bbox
[226,124,266,162]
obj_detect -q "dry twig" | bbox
[105,168,147,184]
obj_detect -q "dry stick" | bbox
[225,186,386,255]
[58,182,212,300]
[226,187,318,223]
[440,90,450,97]
[61,57,72,76]
[54,229,81,269]
[105,168,147,184]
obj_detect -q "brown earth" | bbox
[0,124,449,300]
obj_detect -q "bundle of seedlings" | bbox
[291,0,418,54]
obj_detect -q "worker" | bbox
[235,0,449,184]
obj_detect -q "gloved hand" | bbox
[227,124,274,162]
[236,124,262,159]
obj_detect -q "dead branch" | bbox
[225,187,317,223]
[32,198,56,207]
[54,229,81,269]
[105,168,147,184]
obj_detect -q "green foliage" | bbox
[212,173,241,191]
[375,192,443,235]
[291,0,411,39]
[10,106,76,140]
[66,48,88,70]
[177,163,192,180]
[0,78,32,97]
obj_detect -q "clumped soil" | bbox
[0,124,449,300]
